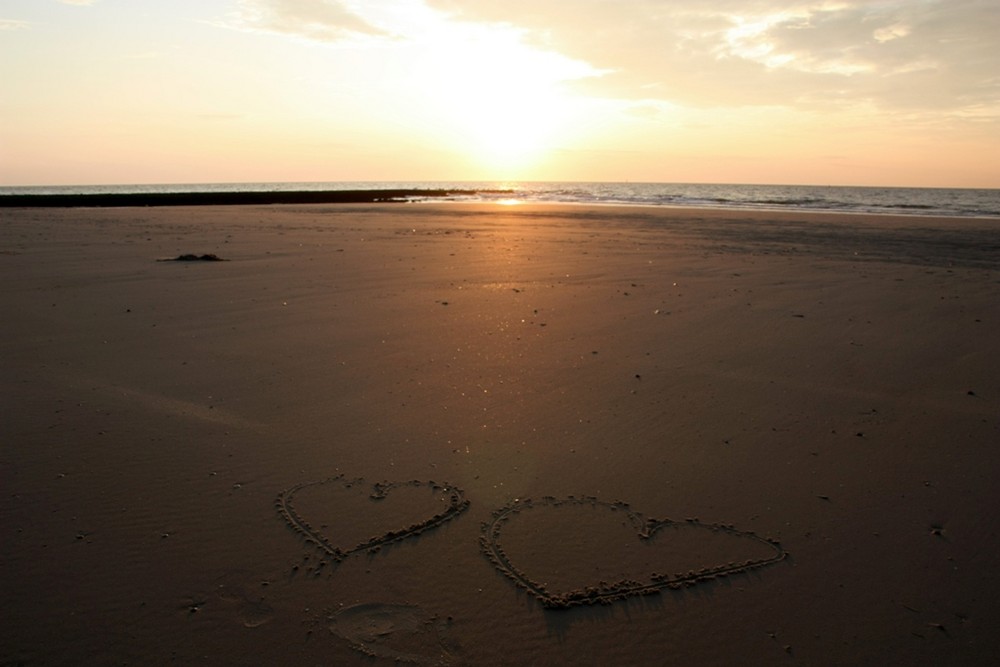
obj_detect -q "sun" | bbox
[450,78,573,172]
[406,14,601,174]
[334,2,604,175]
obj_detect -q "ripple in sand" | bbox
[329,602,460,665]
[481,496,787,608]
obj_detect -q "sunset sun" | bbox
[401,12,601,174]
[448,80,574,172]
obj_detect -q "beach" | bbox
[2,202,999,665]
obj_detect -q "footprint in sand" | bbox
[214,574,276,629]
[329,602,461,665]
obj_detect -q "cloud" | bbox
[0,19,30,30]
[58,0,99,5]
[427,0,1000,114]
[224,0,390,42]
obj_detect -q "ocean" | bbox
[2,181,998,218]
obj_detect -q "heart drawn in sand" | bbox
[481,496,787,608]
[276,476,469,562]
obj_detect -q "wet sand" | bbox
[2,203,999,665]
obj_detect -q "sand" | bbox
[2,202,999,665]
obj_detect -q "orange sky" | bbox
[2,0,998,187]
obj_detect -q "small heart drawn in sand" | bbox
[277,476,469,562]
[481,496,787,608]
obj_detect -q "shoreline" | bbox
[1,186,996,219]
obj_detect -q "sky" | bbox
[1,0,998,187]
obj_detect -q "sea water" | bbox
[1,181,998,218]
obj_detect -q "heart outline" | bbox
[276,476,469,562]
[480,496,787,608]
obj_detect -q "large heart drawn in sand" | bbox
[481,496,787,608]
[276,476,469,561]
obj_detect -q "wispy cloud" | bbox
[221,0,390,42]
[0,19,29,30]
[428,0,1000,115]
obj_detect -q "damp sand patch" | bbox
[276,477,469,564]
[482,497,786,608]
